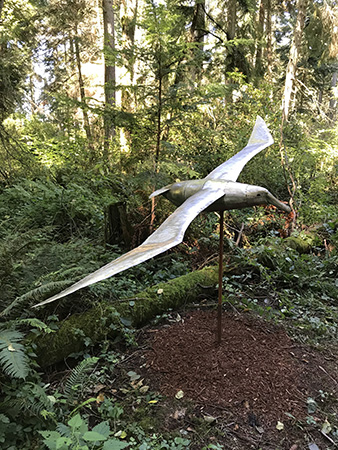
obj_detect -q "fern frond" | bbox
[18,318,55,334]
[2,382,54,416]
[63,357,99,401]
[0,280,74,317]
[0,328,29,379]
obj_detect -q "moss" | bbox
[284,236,312,254]
[129,266,218,326]
[34,266,219,367]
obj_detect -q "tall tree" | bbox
[0,0,4,18]
[189,0,205,81]
[265,0,273,75]
[42,0,98,155]
[282,0,308,121]
[254,0,266,76]
[102,0,116,158]
[73,27,93,145]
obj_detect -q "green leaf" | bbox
[56,437,73,450]
[92,421,110,439]
[103,439,130,450]
[307,397,317,414]
[68,413,84,430]
[83,431,107,441]
[0,328,30,379]
[127,371,140,381]
[39,431,64,450]
[120,317,132,327]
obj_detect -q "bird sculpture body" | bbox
[33,116,290,308]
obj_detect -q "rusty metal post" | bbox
[217,211,224,345]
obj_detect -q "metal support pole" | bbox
[217,211,224,345]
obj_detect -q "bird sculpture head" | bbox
[33,116,290,308]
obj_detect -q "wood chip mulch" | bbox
[143,310,336,426]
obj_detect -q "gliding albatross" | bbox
[33,116,290,308]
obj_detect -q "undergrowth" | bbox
[0,173,337,449]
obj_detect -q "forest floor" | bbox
[118,308,338,450]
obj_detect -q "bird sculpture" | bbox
[33,116,290,308]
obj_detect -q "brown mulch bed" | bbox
[142,310,337,427]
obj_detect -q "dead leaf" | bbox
[173,408,187,420]
[120,388,130,394]
[276,421,284,431]
[131,378,143,389]
[96,392,105,404]
[175,390,184,399]
[139,385,149,394]
[321,419,332,434]
[93,384,106,393]
[8,344,16,352]
[203,415,216,424]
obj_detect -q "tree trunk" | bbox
[120,0,138,152]
[73,32,93,146]
[265,0,272,75]
[329,71,337,120]
[282,0,308,122]
[33,266,219,367]
[121,0,138,90]
[149,72,163,233]
[104,202,133,248]
[102,0,116,159]
[189,0,205,81]
[255,0,266,76]
[226,0,237,42]
[226,0,237,73]
[0,0,4,19]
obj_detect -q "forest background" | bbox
[0,0,337,448]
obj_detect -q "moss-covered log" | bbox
[34,266,218,367]
[283,235,313,254]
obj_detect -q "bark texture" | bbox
[102,0,116,156]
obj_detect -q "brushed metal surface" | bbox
[33,116,290,307]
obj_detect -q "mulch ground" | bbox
[142,310,337,427]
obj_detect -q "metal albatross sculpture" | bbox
[33,116,290,308]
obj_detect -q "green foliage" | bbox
[0,0,337,448]
[0,327,30,379]
[222,237,338,342]
[40,414,129,450]
[63,357,99,403]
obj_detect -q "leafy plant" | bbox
[63,356,99,404]
[0,327,29,379]
[39,414,129,450]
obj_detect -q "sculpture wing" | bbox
[33,186,226,307]
[205,116,274,182]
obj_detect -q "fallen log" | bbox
[34,266,218,367]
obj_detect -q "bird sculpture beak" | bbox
[266,192,291,213]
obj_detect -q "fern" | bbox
[17,318,55,334]
[63,357,99,402]
[0,328,30,379]
[1,381,55,417]
[0,280,74,317]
